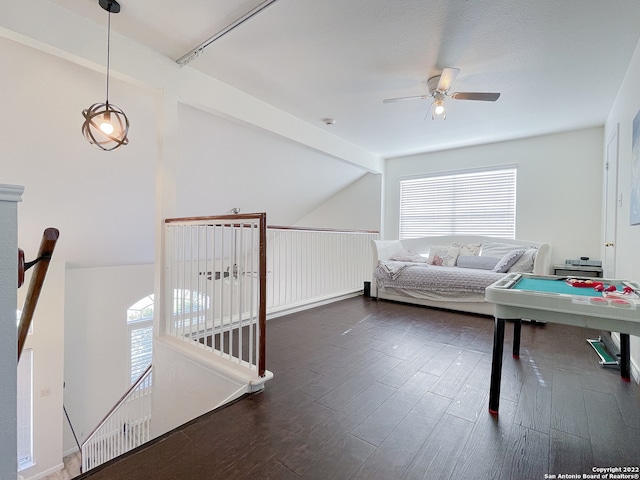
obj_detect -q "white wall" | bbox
[384,127,604,267]
[175,104,372,224]
[151,339,250,439]
[0,35,159,269]
[296,173,382,232]
[63,264,154,453]
[605,36,640,380]
[18,262,65,480]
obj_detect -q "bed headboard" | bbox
[372,235,552,276]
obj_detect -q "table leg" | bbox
[489,317,505,415]
[620,333,631,382]
[512,319,521,358]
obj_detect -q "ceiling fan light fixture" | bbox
[383,67,500,122]
[432,95,446,120]
[81,0,129,151]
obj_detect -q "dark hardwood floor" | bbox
[80,296,640,479]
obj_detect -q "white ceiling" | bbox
[50,0,640,158]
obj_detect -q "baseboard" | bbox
[266,291,362,319]
[21,462,64,480]
[63,446,80,458]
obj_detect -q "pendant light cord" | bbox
[81,0,129,151]
[105,9,111,104]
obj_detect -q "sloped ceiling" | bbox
[175,104,369,226]
[49,0,640,157]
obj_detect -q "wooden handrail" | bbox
[165,215,379,236]
[165,213,264,224]
[267,225,379,234]
[82,364,153,447]
[18,227,59,361]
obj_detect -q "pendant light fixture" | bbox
[82,0,129,151]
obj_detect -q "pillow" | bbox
[389,249,429,263]
[456,255,500,270]
[507,248,538,273]
[492,249,527,273]
[481,241,524,258]
[452,242,481,256]
[427,245,460,266]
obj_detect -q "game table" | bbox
[485,273,640,415]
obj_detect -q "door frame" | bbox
[603,123,619,278]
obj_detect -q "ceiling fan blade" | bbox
[436,67,460,92]
[450,92,501,101]
[383,95,432,104]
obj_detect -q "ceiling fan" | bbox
[383,67,500,119]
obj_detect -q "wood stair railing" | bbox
[18,227,59,361]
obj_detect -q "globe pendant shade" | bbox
[82,102,129,151]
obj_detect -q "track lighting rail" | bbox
[176,0,280,67]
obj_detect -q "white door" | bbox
[603,124,619,278]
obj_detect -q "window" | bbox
[399,167,517,238]
[16,310,33,471]
[17,349,33,470]
[127,290,211,385]
[127,295,154,385]
[16,309,33,334]
[127,289,213,385]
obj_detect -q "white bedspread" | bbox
[374,262,505,296]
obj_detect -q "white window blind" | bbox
[399,167,517,239]
[127,295,154,385]
[17,349,33,470]
[129,324,153,384]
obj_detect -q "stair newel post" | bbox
[258,212,267,377]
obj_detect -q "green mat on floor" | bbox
[587,338,618,366]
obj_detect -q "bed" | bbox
[371,235,552,315]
